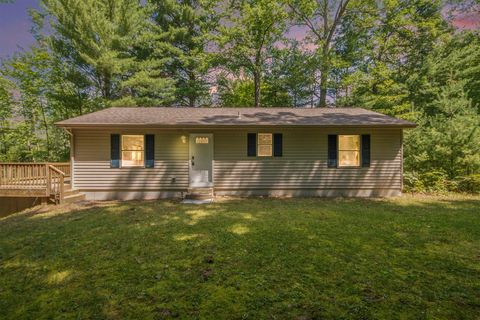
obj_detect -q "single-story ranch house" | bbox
[56,107,416,200]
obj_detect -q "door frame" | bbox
[188,133,214,188]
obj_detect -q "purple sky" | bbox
[0,0,40,58]
[1,1,479,59]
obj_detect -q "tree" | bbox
[217,76,292,107]
[266,43,317,107]
[41,0,175,106]
[217,40,317,107]
[417,32,480,111]
[337,0,446,117]
[2,48,55,159]
[288,0,447,108]
[217,77,255,107]
[216,0,288,107]
[150,0,218,107]
[404,79,480,178]
[0,77,12,122]
[1,47,75,161]
[0,76,14,157]
[287,0,375,107]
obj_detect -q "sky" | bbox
[0,0,479,59]
[0,0,40,58]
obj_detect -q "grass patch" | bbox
[1,195,479,319]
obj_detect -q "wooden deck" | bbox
[0,163,84,204]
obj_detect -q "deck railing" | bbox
[48,165,65,203]
[0,162,70,203]
[52,163,70,178]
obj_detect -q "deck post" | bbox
[59,174,64,204]
[46,164,51,197]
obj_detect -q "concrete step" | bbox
[185,193,213,200]
[185,187,214,200]
[188,188,213,194]
[62,193,86,204]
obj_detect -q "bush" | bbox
[420,171,449,192]
[403,170,449,193]
[403,172,424,193]
[456,174,480,194]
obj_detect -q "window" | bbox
[195,137,209,144]
[257,133,272,157]
[121,135,144,167]
[338,135,360,167]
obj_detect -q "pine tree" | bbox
[337,0,446,116]
[404,79,480,178]
[150,0,218,107]
[41,0,175,106]
[418,32,480,110]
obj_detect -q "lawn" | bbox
[0,196,479,319]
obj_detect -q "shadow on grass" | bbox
[0,196,479,319]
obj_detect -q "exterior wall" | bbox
[213,128,402,197]
[73,127,403,200]
[73,129,189,200]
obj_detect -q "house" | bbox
[55,107,416,200]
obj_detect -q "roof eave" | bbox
[55,123,417,129]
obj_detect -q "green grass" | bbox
[1,195,479,319]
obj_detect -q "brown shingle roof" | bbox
[56,107,416,128]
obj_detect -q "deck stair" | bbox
[52,186,86,204]
[185,187,214,200]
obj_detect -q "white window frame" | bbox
[121,135,145,168]
[338,135,361,168]
[257,133,273,157]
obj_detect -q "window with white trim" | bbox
[121,135,144,167]
[338,135,360,167]
[257,133,272,157]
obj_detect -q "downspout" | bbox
[62,128,75,190]
[400,129,403,194]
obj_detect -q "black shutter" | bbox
[361,134,370,167]
[145,134,155,168]
[247,133,257,156]
[327,135,338,168]
[273,133,283,157]
[110,134,120,168]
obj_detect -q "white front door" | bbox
[189,134,213,187]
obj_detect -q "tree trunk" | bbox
[103,72,112,99]
[39,103,51,159]
[318,70,328,107]
[311,84,315,107]
[0,130,6,156]
[188,96,195,108]
[188,72,196,108]
[253,71,261,107]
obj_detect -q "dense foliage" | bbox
[0,0,479,192]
